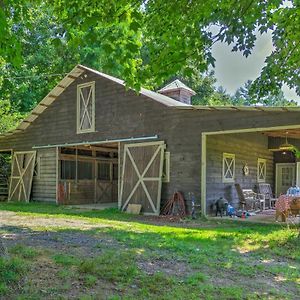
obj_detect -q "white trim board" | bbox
[204,124,300,136]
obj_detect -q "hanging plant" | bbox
[291,146,300,159]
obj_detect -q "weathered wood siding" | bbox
[32,148,57,202]
[1,68,300,211]
[206,133,274,211]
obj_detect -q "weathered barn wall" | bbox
[206,133,274,211]
[1,68,300,210]
[32,148,57,202]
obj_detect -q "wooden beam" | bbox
[68,74,77,80]
[67,145,118,153]
[59,153,118,163]
[77,65,86,71]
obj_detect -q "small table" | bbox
[275,195,299,222]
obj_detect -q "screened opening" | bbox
[61,148,76,155]
[58,143,119,205]
[78,161,93,180]
[98,162,110,180]
[61,160,76,180]
[78,149,93,157]
[113,163,118,180]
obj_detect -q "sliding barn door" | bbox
[120,141,165,215]
[8,151,36,202]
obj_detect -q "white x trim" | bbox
[79,87,93,130]
[222,153,235,183]
[9,151,36,202]
[120,142,165,215]
[77,82,95,134]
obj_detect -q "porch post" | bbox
[201,133,207,216]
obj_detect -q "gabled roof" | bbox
[158,79,196,95]
[1,64,300,138]
[0,64,190,138]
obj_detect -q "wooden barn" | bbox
[1,64,300,216]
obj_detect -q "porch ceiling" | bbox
[262,128,300,139]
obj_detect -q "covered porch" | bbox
[201,125,300,220]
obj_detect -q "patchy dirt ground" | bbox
[0,208,299,300]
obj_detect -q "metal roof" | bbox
[0,64,189,138]
[80,65,190,107]
[175,105,300,112]
[158,79,196,95]
[0,64,299,138]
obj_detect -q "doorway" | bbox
[57,142,119,205]
[275,163,295,196]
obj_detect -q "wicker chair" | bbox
[258,183,277,208]
[235,184,265,210]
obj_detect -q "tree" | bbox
[0,99,23,134]
[0,1,299,95]
[0,3,125,113]
[233,80,297,106]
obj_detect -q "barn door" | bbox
[120,141,165,215]
[8,151,36,202]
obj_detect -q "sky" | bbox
[211,31,300,102]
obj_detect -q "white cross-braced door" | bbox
[8,151,36,202]
[120,141,165,215]
[77,81,95,133]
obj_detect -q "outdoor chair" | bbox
[235,184,265,211]
[258,183,277,208]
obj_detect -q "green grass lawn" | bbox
[0,202,299,300]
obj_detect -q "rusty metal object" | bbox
[161,191,186,217]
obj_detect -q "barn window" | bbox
[77,82,95,133]
[222,153,235,183]
[162,152,170,183]
[257,158,266,182]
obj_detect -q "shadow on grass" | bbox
[0,201,291,232]
[1,204,299,300]
[1,207,299,264]
[0,202,299,256]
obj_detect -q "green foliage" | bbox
[83,274,97,287]
[1,0,299,96]
[9,244,39,259]
[0,100,24,134]
[0,202,299,299]
[52,254,80,266]
[0,1,298,132]
[169,74,296,106]
[79,250,138,283]
[233,80,298,106]
[0,256,27,295]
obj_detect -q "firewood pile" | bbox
[161,191,186,217]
